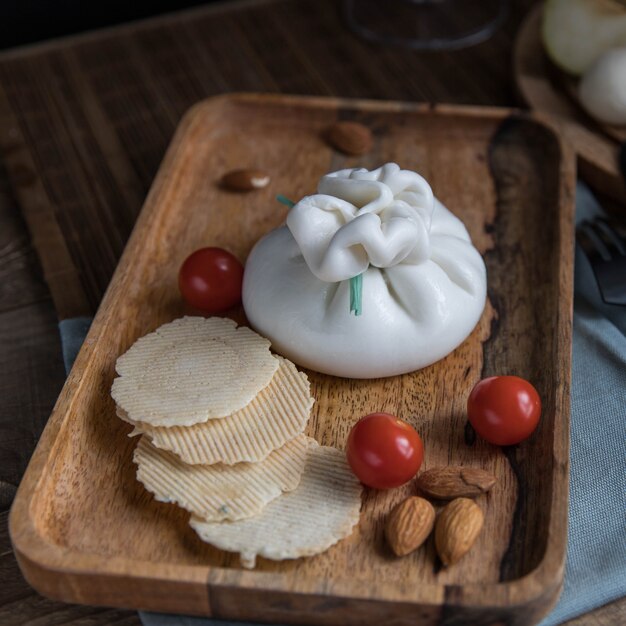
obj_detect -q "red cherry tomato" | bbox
[178,247,244,313]
[467,376,541,446]
[346,413,424,489]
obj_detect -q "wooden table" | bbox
[0,0,623,623]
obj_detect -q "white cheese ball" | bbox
[243,164,487,379]
[579,47,626,126]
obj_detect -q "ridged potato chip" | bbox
[134,434,309,521]
[122,357,313,465]
[112,317,278,427]
[190,442,362,567]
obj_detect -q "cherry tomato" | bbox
[346,413,424,489]
[178,247,244,313]
[467,376,541,446]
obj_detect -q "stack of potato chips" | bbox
[112,316,362,568]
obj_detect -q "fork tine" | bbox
[595,218,626,256]
[578,220,611,261]
[576,216,626,306]
[592,255,626,306]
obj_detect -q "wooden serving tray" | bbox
[10,94,574,626]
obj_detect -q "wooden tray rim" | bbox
[9,93,574,613]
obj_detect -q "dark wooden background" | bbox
[0,0,209,50]
[0,0,623,624]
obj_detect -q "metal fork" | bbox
[577,216,626,306]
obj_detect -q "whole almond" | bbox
[221,169,270,191]
[385,496,435,557]
[417,466,496,500]
[435,498,484,566]
[327,121,372,156]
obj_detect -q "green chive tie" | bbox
[349,274,363,316]
[276,194,295,208]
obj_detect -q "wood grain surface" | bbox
[513,4,626,204]
[0,166,65,504]
[1,0,623,624]
[10,94,573,626]
[0,0,539,320]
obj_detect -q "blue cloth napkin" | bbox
[58,183,625,626]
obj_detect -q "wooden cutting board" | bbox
[9,94,574,626]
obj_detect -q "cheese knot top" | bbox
[287,163,434,282]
